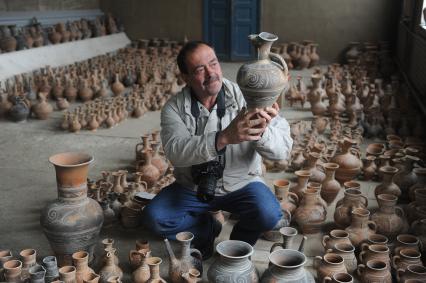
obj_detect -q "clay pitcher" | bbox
[357,260,392,283]
[323,273,353,283]
[393,155,419,202]
[359,244,391,269]
[137,150,161,188]
[294,188,327,234]
[40,152,104,266]
[290,170,311,200]
[72,251,94,283]
[164,232,203,283]
[371,194,405,240]
[345,208,377,248]
[322,230,352,251]
[334,188,368,228]
[32,92,53,120]
[132,249,151,283]
[99,248,122,283]
[314,253,347,283]
[303,152,325,183]
[207,240,259,283]
[330,138,361,183]
[236,32,289,109]
[321,163,341,205]
[328,243,358,274]
[273,179,298,214]
[374,166,401,198]
[270,227,303,252]
[397,265,426,283]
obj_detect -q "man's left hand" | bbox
[255,103,280,125]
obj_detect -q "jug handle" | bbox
[323,276,332,283]
[360,195,369,208]
[288,192,299,205]
[395,206,405,218]
[396,268,405,283]
[269,52,289,76]
[367,221,377,232]
[313,256,322,269]
[190,248,202,262]
[322,235,330,249]
[357,264,365,277]
[392,255,400,269]
[359,250,366,263]
[270,242,282,253]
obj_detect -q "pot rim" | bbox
[49,152,93,168]
[216,240,254,259]
[269,248,306,268]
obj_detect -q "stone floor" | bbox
[0,63,382,282]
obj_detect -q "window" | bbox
[421,0,426,27]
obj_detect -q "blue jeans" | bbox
[142,181,282,249]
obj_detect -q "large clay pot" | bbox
[357,260,392,283]
[236,32,289,109]
[331,138,361,183]
[344,208,376,248]
[321,163,341,205]
[374,166,401,199]
[314,253,347,283]
[207,240,259,283]
[260,249,315,283]
[393,155,419,202]
[40,152,104,266]
[294,188,327,234]
[409,168,426,201]
[334,188,368,228]
[371,194,405,240]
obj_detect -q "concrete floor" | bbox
[0,63,381,282]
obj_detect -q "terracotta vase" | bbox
[59,266,76,283]
[330,138,361,183]
[344,208,376,248]
[4,260,23,283]
[303,152,325,183]
[150,142,168,176]
[409,168,426,201]
[334,188,368,228]
[273,179,298,215]
[137,150,161,188]
[164,231,203,282]
[359,244,391,269]
[99,248,122,283]
[290,170,311,200]
[308,74,327,116]
[131,249,151,283]
[298,46,311,69]
[40,152,103,266]
[362,156,377,181]
[371,194,405,240]
[236,32,289,109]
[357,260,392,283]
[374,166,401,199]
[146,257,166,283]
[393,155,419,202]
[321,163,341,205]
[112,74,125,96]
[328,243,358,274]
[314,253,347,283]
[322,229,352,251]
[260,248,315,283]
[309,44,320,68]
[392,248,423,271]
[207,240,259,283]
[32,92,53,120]
[294,188,327,234]
[72,251,94,283]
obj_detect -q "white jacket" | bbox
[160,78,293,195]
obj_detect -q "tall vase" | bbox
[236,32,289,109]
[345,208,376,248]
[303,152,325,183]
[374,166,401,199]
[408,168,426,201]
[331,138,361,183]
[393,155,419,202]
[334,188,368,228]
[321,163,341,205]
[40,152,104,266]
[290,170,311,200]
[371,194,405,240]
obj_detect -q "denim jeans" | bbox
[141,181,282,249]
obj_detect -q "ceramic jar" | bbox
[357,260,392,283]
[40,152,103,266]
[207,240,259,283]
[409,168,426,201]
[99,248,122,283]
[29,265,46,283]
[397,265,426,283]
[328,243,358,274]
[274,179,299,214]
[321,163,341,205]
[72,251,94,283]
[374,166,401,198]
[236,32,289,109]
[394,234,422,256]
[322,230,352,251]
[393,155,419,202]
[323,273,353,283]
[260,249,315,283]
[314,253,347,283]
[345,208,377,248]
[359,244,391,269]
[3,260,23,283]
[59,266,77,283]
[334,188,368,228]
[294,188,327,234]
[43,256,59,283]
[392,248,424,271]
[371,194,405,239]
[290,170,311,200]
[331,138,361,183]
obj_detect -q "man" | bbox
[142,41,293,259]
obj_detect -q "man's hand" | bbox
[256,103,280,125]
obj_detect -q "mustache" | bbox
[203,76,220,86]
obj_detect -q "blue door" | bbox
[203,0,259,61]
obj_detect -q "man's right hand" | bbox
[216,107,267,151]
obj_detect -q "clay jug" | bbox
[303,152,325,183]
[150,142,168,176]
[298,46,311,69]
[72,251,94,283]
[411,219,426,255]
[236,32,289,109]
[1,250,13,281]
[362,156,377,181]
[308,74,327,116]
[78,80,93,102]
[290,170,311,200]
[99,248,122,283]
[309,44,320,68]
[181,268,201,283]
[208,240,259,283]
[137,150,161,188]
[328,243,358,274]
[322,230,352,251]
[314,253,347,283]
[19,248,36,281]
[273,179,298,214]
[29,265,46,283]
[146,257,166,283]
[164,231,203,283]
[131,249,151,283]
[294,188,327,234]
[58,266,76,283]
[394,234,422,256]
[357,260,391,283]
[43,256,59,283]
[321,163,341,205]
[374,166,401,198]
[359,244,390,269]
[8,96,30,122]
[331,138,361,183]
[32,92,52,120]
[290,150,306,171]
[40,152,103,266]
[261,243,315,283]
[334,188,368,228]
[393,155,419,202]
[371,194,405,240]
[3,259,22,283]
[112,74,125,96]
[345,208,376,248]
[392,248,423,271]
[269,227,301,252]
[323,273,353,283]
[397,264,426,283]
[101,239,119,266]
[409,168,426,201]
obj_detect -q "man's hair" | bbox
[177,41,213,74]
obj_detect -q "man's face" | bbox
[182,44,223,99]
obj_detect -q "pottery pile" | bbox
[0,13,122,53]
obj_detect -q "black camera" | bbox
[191,160,224,202]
